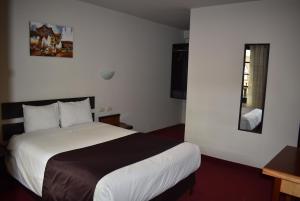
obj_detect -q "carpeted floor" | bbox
[0,124,286,201]
[178,155,273,201]
[150,124,275,201]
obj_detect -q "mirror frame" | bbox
[238,43,270,134]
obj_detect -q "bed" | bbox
[1,97,201,201]
[239,107,262,131]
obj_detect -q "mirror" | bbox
[238,44,270,134]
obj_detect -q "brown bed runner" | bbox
[42,133,181,201]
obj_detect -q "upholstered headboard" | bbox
[1,96,95,141]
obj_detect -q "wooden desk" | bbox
[262,146,300,201]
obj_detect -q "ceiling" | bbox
[78,0,258,30]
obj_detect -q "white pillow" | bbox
[23,103,60,133]
[58,98,93,128]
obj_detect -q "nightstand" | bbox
[98,114,133,129]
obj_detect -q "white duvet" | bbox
[6,122,201,201]
[240,108,262,130]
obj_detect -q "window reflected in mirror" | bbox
[238,44,270,134]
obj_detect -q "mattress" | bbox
[6,122,201,201]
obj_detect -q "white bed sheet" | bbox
[240,108,262,130]
[6,122,201,201]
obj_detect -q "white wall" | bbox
[0,0,185,140]
[186,0,300,168]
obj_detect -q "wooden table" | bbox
[262,146,300,201]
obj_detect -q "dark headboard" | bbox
[1,96,95,141]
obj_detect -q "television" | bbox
[170,43,189,99]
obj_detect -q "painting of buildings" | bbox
[29,22,73,58]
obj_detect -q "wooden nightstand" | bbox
[99,114,133,129]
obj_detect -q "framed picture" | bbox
[29,21,73,58]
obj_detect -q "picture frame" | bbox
[29,21,73,58]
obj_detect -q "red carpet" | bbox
[0,124,287,201]
[179,155,273,201]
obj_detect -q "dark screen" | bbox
[171,44,189,99]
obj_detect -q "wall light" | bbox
[100,70,115,80]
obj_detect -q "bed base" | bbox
[151,172,195,201]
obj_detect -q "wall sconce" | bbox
[100,70,115,80]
